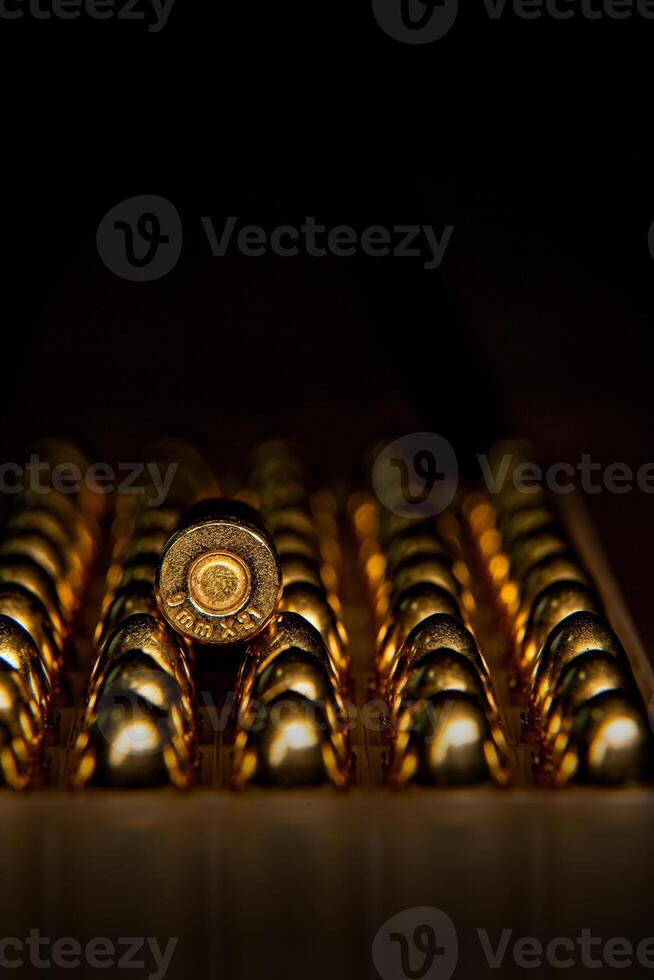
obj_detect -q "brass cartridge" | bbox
[71,657,194,791]
[553,691,653,786]
[354,476,508,788]
[518,580,602,681]
[71,441,214,790]
[389,692,511,789]
[232,611,351,789]
[544,651,636,751]
[527,610,625,724]
[469,439,654,786]
[155,498,282,646]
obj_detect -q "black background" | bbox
[1,142,653,647]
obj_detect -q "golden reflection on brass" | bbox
[72,441,213,791]
[239,612,343,712]
[390,554,459,604]
[514,552,590,643]
[518,581,601,682]
[233,443,352,789]
[528,611,624,723]
[384,527,448,574]
[544,650,634,751]
[388,648,487,721]
[233,610,350,789]
[553,691,652,786]
[0,440,103,788]
[156,499,282,646]
[96,581,161,647]
[376,585,462,682]
[353,477,509,789]
[0,668,39,788]
[386,613,490,703]
[0,532,76,617]
[389,693,510,788]
[232,691,349,789]
[70,659,194,790]
[280,581,350,681]
[0,584,62,683]
[6,506,91,580]
[87,613,195,728]
[469,439,654,787]
[0,615,51,725]
[280,553,324,590]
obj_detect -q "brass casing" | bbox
[528,611,624,723]
[553,691,653,786]
[545,650,634,752]
[518,580,601,681]
[156,499,282,646]
[390,692,510,788]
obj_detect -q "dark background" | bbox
[1,144,653,651]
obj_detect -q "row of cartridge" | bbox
[0,441,102,788]
[467,441,653,785]
[1,437,652,791]
[350,491,511,787]
[232,441,352,788]
[70,442,218,789]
